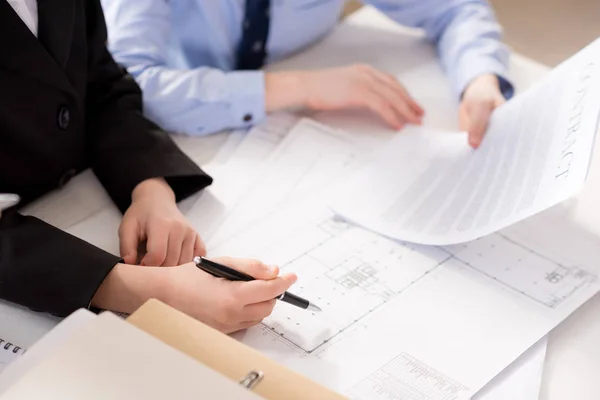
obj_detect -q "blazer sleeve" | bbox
[84,0,212,213]
[0,211,121,317]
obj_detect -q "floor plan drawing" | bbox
[251,216,449,353]
[442,234,598,308]
[217,212,450,354]
[250,213,599,354]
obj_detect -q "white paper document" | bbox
[178,112,301,241]
[207,118,359,248]
[0,300,61,351]
[474,338,547,400]
[332,38,600,245]
[209,118,598,400]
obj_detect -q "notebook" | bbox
[0,309,96,395]
[0,338,24,375]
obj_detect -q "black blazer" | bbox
[0,0,212,316]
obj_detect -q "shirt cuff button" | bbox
[243,114,253,123]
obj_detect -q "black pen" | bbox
[193,256,322,312]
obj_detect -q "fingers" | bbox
[163,226,185,267]
[139,217,202,266]
[243,299,277,321]
[118,217,140,265]
[467,95,505,148]
[194,233,207,257]
[213,256,280,280]
[179,232,205,265]
[219,300,277,334]
[236,272,297,304]
[225,320,263,334]
[140,223,169,266]
[494,96,506,109]
[371,70,425,119]
[178,231,196,265]
[458,103,470,132]
[354,65,423,129]
[370,80,421,126]
[460,74,507,148]
[363,92,405,130]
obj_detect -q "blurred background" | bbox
[343,0,600,66]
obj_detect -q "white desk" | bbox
[1,5,598,400]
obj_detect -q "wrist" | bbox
[461,74,503,103]
[91,263,171,313]
[265,71,307,112]
[468,74,500,92]
[132,178,175,204]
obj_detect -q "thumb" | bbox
[466,102,493,149]
[212,256,279,280]
[458,103,470,131]
[236,272,298,304]
[119,218,140,265]
[494,95,506,108]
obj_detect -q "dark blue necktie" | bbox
[236,0,271,70]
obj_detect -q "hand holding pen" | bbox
[194,256,322,312]
[151,257,301,334]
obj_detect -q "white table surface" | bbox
[1,5,598,400]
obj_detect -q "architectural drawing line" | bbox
[267,256,451,355]
[346,353,470,400]
[440,233,597,309]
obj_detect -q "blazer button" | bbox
[58,168,77,188]
[57,106,70,130]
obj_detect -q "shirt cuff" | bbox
[226,70,267,128]
[497,74,515,100]
[454,57,515,101]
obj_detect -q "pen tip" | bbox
[308,303,322,312]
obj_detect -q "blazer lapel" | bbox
[0,0,75,94]
[37,0,75,69]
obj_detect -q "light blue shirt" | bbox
[101,0,513,136]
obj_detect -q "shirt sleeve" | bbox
[85,0,213,213]
[100,0,266,137]
[365,0,515,100]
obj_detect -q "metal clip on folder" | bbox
[239,370,264,389]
